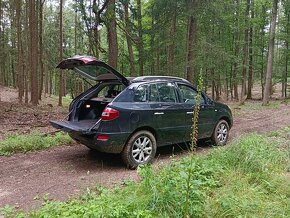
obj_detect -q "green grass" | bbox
[231,101,281,117]
[47,95,73,108]
[0,132,73,156]
[1,129,290,218]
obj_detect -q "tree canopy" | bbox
[0,0,289,105]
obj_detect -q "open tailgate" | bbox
[50,120,100,135]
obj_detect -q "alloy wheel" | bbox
[216,123,228,143]
[131,136,153,163]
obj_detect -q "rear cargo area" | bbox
[50,81,124,134]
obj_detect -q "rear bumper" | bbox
[69,132,130,153]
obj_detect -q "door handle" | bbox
[154,112,164,115]
[186,111,194,114]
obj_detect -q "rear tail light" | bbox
[97,135,109,141]
[101,107,120,121]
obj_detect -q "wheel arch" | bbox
[219,116,232,128]
[125,126,158,146]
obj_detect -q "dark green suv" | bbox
[51,56,233,169]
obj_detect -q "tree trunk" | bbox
[137,0,144,76]
[44,53,49,96]
[240,0,250,104]
[150,6,155,75]
[282,10,289,98]
[247,0,254,99]
[92,0,99,58]
[58,0,63,106]
[232,0,240,101]
[259,4,266,99]
[263,0,278,105]
[38,0,45,100]
[186,0,198,83]
[211,69,215,100]
[167,2,177,76]
[16,0,24,103]
[0,0,2,86]
[123,1,135,77]
[107,0,118,68]
[24,1,29,104]
[29,0,39,105]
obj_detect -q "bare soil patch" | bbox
[0,86,67,140]
[0,86,289,211]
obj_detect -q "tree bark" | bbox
[58,0,63,106]
[247,0,254,99]
[16,0,24,103]
[137,0,144,76]
[186,0,198,83]
[282,10,289,98]
[167,1,177,76]
[263,0,278,105]
[29,0,39,105]
[107,0,118,68]
[123,1,135,77]
[38,0,45,100]
[233,0,240,101]
[0,0,2,86]
[92,0,100,58]
[240,0,250,104]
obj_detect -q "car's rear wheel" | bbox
[211,119,229,146]
[122,130,157,169]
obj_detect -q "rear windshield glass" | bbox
[74,65,114,80]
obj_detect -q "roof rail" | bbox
[132,76,189,83]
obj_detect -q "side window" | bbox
[178,84,205,104]
[149,84,159,102]
[134,85,148,102]
[114,88,134,102]
[97,84,125,98]
[153,83,177,103]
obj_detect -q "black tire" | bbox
[122,130,157,169]
[211,119,229,146]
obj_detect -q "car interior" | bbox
[76,83,124,121]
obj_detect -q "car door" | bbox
[177,84,215,140]
[148,82,186,145]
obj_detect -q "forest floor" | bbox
[0,85,290,211]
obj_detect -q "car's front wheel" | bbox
[211,119,229,146]
[122,130,157,169]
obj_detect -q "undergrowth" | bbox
[1,128,289,218]
[0,132,72,156]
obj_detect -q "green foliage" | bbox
[209,134,288,177]
[0,132,72,156]
[239,101,281,110]
[48,94,73,108]
[205,133,290,217]
[2,129,289,218]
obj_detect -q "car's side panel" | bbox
[198,104,216,138]
[149,102,186,145]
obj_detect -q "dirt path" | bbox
[0,102,289,211]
